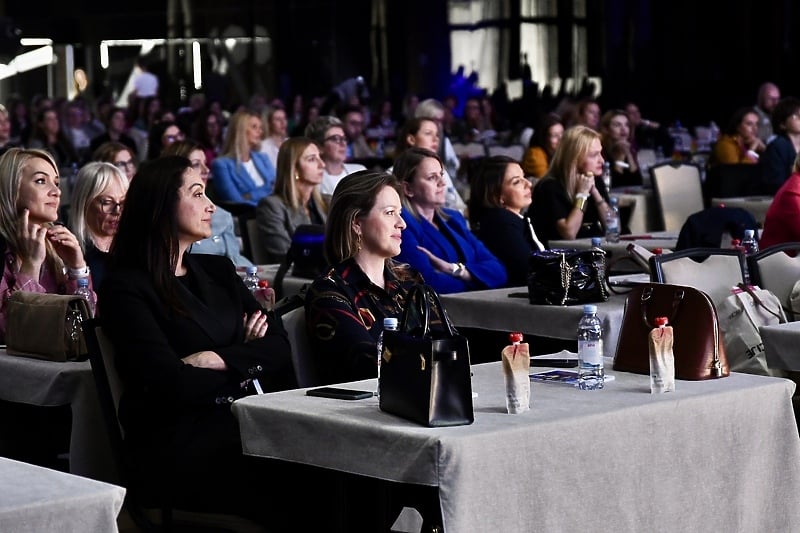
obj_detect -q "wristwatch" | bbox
[451,262,466,277]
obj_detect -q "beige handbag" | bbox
[5,291,91,361]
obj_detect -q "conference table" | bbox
[232,361,800,532]
[761,321,800,371]
[0,456,125,532]
[440,287,630,358]
[549,232,678,273]
[238,264,310,299]
[0,351,117,483]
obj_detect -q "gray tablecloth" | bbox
[550,232,677,259]
[233,362,800,533]
[761,321,800,371]
[440,287,627,358]
[0,353,117,483]
[0,456,125,532]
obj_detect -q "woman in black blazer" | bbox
[98,155,295,523]
[469,155,544,286]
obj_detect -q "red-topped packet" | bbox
[501,332,531,413]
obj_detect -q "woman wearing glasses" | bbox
[304,115,365,197]
[91,141,137,181]
[69,162,128,288]
[210,109,276,206]
[163,140,253,267]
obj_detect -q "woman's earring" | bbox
[356,233,362,251]
[295,174,300,181]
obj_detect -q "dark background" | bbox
[0,0,797,130]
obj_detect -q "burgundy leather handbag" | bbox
[613,283,729,380]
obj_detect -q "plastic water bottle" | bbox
[376,317,399,397]
[605,197,621,243]
[741,229,759,285]
[601,161,612,192]
[741,229,759,255]
[577,304,604,390]
[74,277,95,317]
[243,266,260,292]
[591,237,603,250]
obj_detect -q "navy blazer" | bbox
[210,151,276,206]
[477,208,541,287]
[397,208,507,294]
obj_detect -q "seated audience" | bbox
[89,106,137,155]
[305,115,365,197]
[758,97,800,195]
[255,137,327,263]
[98,155,294,524]
[758,155,800,249]
[69,162,128,288]
[599,109,642,187]
[754,81,781,145]
[146,120,184,161]
[531,125,612,246]
[394,147,507,294]
[259,105,288,169]
[0,148,92,339]
[395,117,466,212]
[340,104,375,160]
[305,170,421,384]
[163,140,253,268]
[709,107,765,166]
[27,108,81,172]
[522,114,564,179]
[92,141,137,181]
[469,156,543,286]
[211,109,276,206]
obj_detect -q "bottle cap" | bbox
[583,304,597,314]
[655,316,668,327]
[744,229,755,238]
[509,332,523,344]
[591,237,602,247]
[258,279,269,288]
[77,278,89,287]
[653,247,663,255]
[246,266,258,275]
[383,317,399,329]
[731,239,741,247]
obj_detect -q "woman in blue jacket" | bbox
[210,108,275,206]
[393,147,507,293]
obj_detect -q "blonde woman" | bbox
[69,162,128,287]
[259,106,288,169]
[210,108,276,206]
[255,137,327,263]
[0,148,91,339]
[530,125,612,246]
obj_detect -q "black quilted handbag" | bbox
[527,249,609,305]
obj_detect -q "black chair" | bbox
[703,164,762,204]
[82,319,264,532]
[649,247,747,305]
[747,242,800,318]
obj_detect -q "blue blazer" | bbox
[210,151,276,206]
[397,208,507,294]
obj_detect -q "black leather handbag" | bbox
[527,249,609,305]
[379,284,474,427]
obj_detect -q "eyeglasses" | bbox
[324,135,348,145]
[97,199,124,214]
[114,159,135,170]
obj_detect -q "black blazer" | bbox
[98,254,294,468]
[476,208,541,287]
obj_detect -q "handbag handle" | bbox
[639,286,684,329]
[399,284,457,338]
[736,283,784,321]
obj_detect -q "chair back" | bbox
[650,162,704,232]
[451,141,487,159]
[747,242,800,317]
[649,247,746,305]
[487,144,524,161]
[244,216,270,264]
[279,306,319,388]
